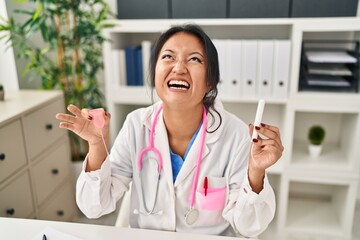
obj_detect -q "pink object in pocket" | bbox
[197,187,226,211]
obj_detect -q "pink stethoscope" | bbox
[136,104,207,225]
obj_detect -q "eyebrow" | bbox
[162,49,205,58]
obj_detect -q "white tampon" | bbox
[251,99,265,140]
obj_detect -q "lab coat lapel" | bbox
[153,110,175,195]
[174,108,223,187]
[173,135,210,187]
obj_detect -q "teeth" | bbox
[168,80,190,89]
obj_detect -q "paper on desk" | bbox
[31,227,83,240]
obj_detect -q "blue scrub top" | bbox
[170,123,202,183]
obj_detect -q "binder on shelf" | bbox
[136,47,143,86]
[119,49,127,86]
[111,49,121,87]
[212,39,228,96]
[125,45,141,86]
[273,40,291,99]
[226,40,242,97]
[241,40,257,97]
[257,40,274,98]
[141,40,152,87]
[111,48,127,87]
[299,40,359,93]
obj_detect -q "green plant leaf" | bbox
[32,2,43,20]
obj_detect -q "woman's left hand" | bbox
[247,123,284,193]
[248,123,284,171]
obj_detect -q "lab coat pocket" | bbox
[197,177,227,211]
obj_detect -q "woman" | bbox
[56,24,283,238]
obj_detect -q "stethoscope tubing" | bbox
[189,107,207,209]
[137,104,207,215]
[138,105,163,173]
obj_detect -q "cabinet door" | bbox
[0,120,27,183]
[38,181,76,221]
[32,142,70,205]
[23,99,65,160]
[0,172,34,218]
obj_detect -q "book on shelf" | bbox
[110,42,152,87]
[111,49,126,87]
[305,51,357,64]
[125,45,141,86]
[141,40,152,87]
[136,47,143,86]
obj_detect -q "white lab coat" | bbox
[76,101,275,238]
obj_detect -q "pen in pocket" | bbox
[43,234,47,240]
[204,176,208,196]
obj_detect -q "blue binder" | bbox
[125,45,139,86]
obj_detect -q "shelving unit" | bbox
[102,18,360,240]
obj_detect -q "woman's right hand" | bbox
[55,104,110,147]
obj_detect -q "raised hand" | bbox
[248,123,284,193]
[55,104,110,147]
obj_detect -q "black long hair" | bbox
[149,24,222,132]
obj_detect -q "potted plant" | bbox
[0,0,114,160]
[0,84,4,101]
[308,125,326,158]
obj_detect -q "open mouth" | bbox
[167,80,190,90]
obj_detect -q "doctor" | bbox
[56,24,283,238]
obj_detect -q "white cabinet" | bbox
[102,18,360,239]
[0,90,76,221]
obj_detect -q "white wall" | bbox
[106,0,117,15]
[0,0,19,91]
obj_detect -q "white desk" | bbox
[0,217,247,240]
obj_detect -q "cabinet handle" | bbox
[51,168,59,175]
[57,210,64,216]
[45,123,53,130]
[0,153,5,161]
[6,208,15,216]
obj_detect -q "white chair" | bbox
[115,182,132,227]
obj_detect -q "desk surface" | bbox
[0,217,246,240]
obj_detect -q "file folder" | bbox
[257,40,274,98]
[212,39,228,97]
[241,40,257,97]
[273,40,291,99]
[226,40,242,97]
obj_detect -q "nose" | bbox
[172,60,187,74]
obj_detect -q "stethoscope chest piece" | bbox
[185,208,199,225]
